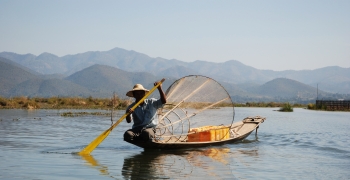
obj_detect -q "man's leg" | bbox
[124,128,141,141]
[139,128,156,141]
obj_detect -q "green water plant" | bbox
[278,102,293,112]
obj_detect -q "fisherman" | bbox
[124,81,166,142]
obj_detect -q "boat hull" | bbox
[125,116,265,150]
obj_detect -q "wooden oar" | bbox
[78,78,165,155]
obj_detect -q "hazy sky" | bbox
[0,0,349,71]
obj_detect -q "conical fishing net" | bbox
[155,75,235,143]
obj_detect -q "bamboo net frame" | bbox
[155,75,235,143]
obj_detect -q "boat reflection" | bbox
[121,150,181,179]
[79,146,260,179]
[186,148,231,166]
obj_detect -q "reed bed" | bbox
[0,96,132,110]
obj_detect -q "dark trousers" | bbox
[124,127,156,142]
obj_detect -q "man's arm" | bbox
[126,108,133,123]
[155,81,166,104]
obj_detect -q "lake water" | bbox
[0,108,349,180]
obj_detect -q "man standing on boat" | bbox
[124,81,166,142]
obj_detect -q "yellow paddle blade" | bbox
[78,78,165,155]
[78,128,112,155]
[79,112,129,155]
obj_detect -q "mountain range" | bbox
[1,47,349,103]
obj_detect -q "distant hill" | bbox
[0,59,175,98]
[187,60,272,84]
[11,79,93,97]
[158,65,198,78]
[0,56,348,102]
[0,52,65,74]
[0,56,40,75]
[0,58,38,96]
[1,48,350,94]
[248,78,328,99]
[65,64,159,97]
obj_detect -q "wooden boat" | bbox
[125,116,265,149]
[124,76,266,150]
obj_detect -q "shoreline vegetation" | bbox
[0,96,307,109]
[0,96,347,112]
[0,96,131,110]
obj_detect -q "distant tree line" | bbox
[0,96,132,109]
[234,102,305,108]
[7,96,350,111]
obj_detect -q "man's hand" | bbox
[154,81,162,89]
[127,108,134,114]
[126,108,134,123]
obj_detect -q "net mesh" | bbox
[155,75,235,143]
